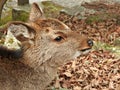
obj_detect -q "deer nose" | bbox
[87,39,93,47]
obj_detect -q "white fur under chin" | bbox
[82,49,91,55]
[73,49,91,59]
[73,51,82,59]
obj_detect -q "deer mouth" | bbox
[80,48,91,55]
[73,48,91,59]
[80,48,91,52]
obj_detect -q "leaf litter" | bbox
[50,51,120,90]
[49,1,120,90]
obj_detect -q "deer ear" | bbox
[29,3,44,21]
[6,22,36,50]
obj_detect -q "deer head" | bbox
[0,3,93,68]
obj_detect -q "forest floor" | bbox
[48,1,120,90]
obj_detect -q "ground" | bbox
[48,1,120,90]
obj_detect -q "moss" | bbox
[41,1,64,17]
[93,41,120,56]
[15,11,29,21]
[0,32,5,45]
[0,9,28,26]
[0,10,12,26]
[114,38,120,46]
[12,10,29,22]
[86,14,108,24]
[42,1,63,10]
[115,16,120,25]
[86,13,119,24]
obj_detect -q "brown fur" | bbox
[0,3,93,90]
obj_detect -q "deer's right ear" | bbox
[6,22,36,50]
[29,3,44,22]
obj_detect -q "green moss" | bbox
[86,14,108,24]
[16,11,29,21]
[115,16,120,25]
[0,10,12,26]
[42,1,63,10]
[0,32,5,45]
[114,38,120,46]
[93,41,120,56]
[0,15,12,25]
[42,1,64,17]
[12,10,29,22]
[86,13,119,24]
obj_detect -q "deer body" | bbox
[0,57,57,90]
[0,3,93,90]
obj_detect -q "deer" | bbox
[0,3,93,90]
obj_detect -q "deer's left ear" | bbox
[29,3,44,22]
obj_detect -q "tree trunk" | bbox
[18,0,29,6]
[0,0,7,20]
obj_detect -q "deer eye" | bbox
[54,36,64,42]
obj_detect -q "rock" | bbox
[52,0,97,8]
[60,5,95,19]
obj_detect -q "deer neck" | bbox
[16,48,58,89]
[22,45,58,75]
